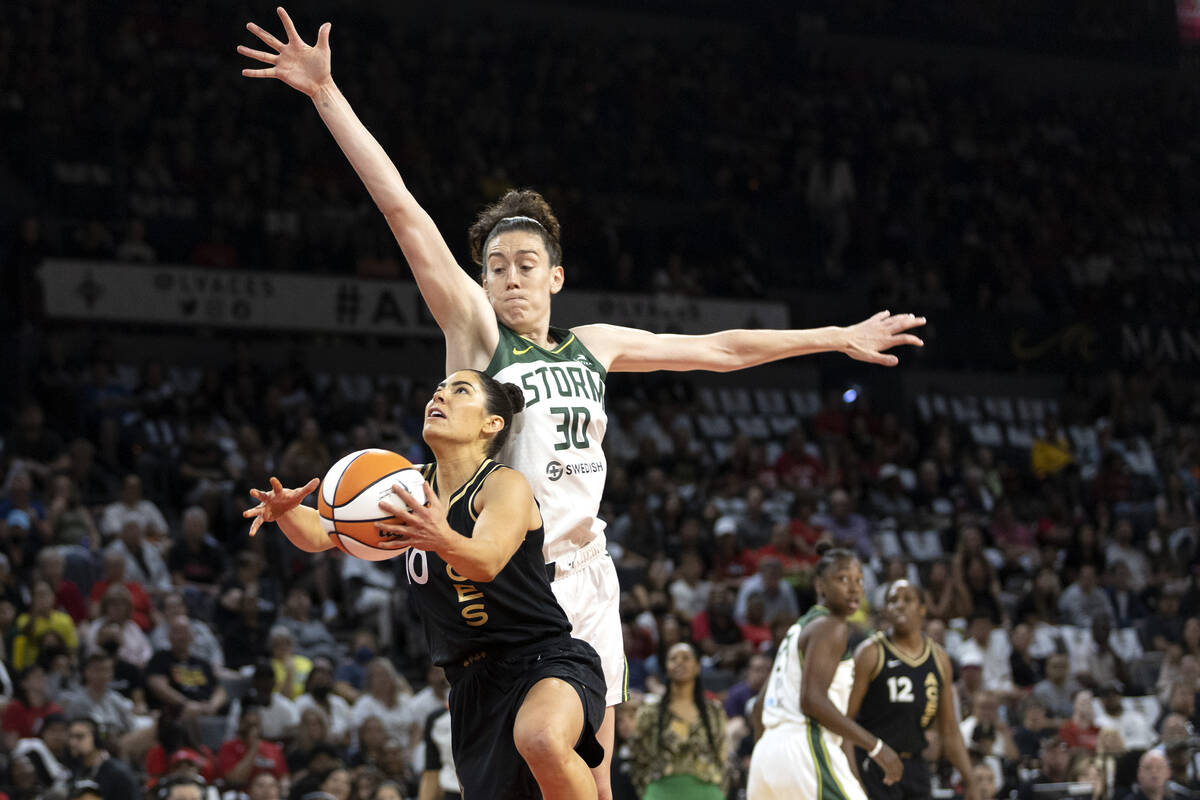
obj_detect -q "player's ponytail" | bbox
[470,370,525,457]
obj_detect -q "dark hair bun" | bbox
[815,540,834,557]
[502,383,526,414]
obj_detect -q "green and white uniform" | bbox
[748,606,866,800]
[485,322,627,705]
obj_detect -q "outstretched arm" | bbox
[243,477,332,553]
[239,7,497,370]
[575,310,925,373]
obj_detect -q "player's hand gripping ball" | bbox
[317,449,426,560]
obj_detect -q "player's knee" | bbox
[513,721,573,768]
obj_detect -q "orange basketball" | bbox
[316,448,426,561]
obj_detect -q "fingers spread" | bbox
[237,45,278,64]
[277,6,304,44]
[246,21,285,51]
[248,517,263,537]
[269,476,284,492]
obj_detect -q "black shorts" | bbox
[444,634,606,800]
[857,751,931,800]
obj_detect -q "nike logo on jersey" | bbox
[887,659,901,668]
[513,345,534,355]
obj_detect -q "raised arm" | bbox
[575,310,925,373]
[377,468,537,583]
[239,7,497,369]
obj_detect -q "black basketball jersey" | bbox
[855,632,946,757]
[402,459,572,667]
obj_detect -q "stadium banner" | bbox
[38,259,789,336]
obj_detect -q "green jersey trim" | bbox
[486,323,608,380]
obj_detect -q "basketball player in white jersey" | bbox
[239,11,926,797]
[748,546,902,800]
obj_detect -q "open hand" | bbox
[376,480,451,553]
[239,6,332,97]
[243,476,319,537]
[842,310,926,366]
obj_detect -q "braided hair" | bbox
[655,642,721,768]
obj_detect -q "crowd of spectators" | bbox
[0,326,1196,800]
[1,0,1198,316]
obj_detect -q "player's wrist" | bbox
[868,737,883,758]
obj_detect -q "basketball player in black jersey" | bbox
[845,580,977,800]
[243,369,605,800]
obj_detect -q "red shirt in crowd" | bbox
[216,738,288,786]
[1,699,63,739]
[1058,721,1099,751]
[89,579,154,631]
[54,579,87,623]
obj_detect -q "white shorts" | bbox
[550,538,627,706]
[748,723,867,800]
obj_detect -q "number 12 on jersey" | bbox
[887,675,914,702]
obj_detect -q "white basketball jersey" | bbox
[485,324,608,564]
[762,605,856,742]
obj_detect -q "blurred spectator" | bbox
[145,616,227,718]
[66,717,140,800]
[1032,416,1073,480]
[810,489,872,560]
[11,579,78,670]
[216,706,288,791]
[1059,565,1115,629]
[692,586,750,672]
[45,476,100,550]
[88,551,154,631]
[1120,749,1172,800]
[1106,562,1149,629]
[1009,623,1042,689]
[34,548,86,624]
[296,657,353,746]
[1059,690,1101,751]
[285,706,334,774]
[12,711,71,789]
[668,550,712,620]
[1017,735,1073,800]
[149,593,224,671]
[1035,654,1080,724]
[406,664,449,733]
[268,625,312,701]
[733,557,798,626]
[722,653,772,723]
[99,475,169,542]
[1106,518,1151,593]
[954,610,1014,695]
[960,690,1019,762]
[630,643,727,799]
[225,660,298,743]
[1143,587,1186,653]
[1013,696,1057,763]
[351,658,416,750]
[85,583,152,667]
[278,587,340,663]
[105,519,171,598]
[91,619,147,711]
[168,507,227,600]
[332,630,378,703]
[221,585,274,672]
[1095,684,1156,751]
[2,665,63,749]
[60,653,145,759]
